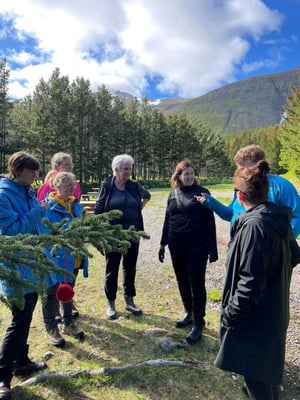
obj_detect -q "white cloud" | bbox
[0,0,285,99]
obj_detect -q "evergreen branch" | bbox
[0,210,150,308]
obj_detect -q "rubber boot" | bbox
[185,323,204,344]
[124,295,142,315]
[106,300,117,320]
[176,312,193,328]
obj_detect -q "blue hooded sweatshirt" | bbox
[202,174,300,238]
[0,178,46,296]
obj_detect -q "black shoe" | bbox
[185,324,203,344]
[0,382,11,400]
[13,361,47,377]
[124,295,142,315]
[176,313,193,328]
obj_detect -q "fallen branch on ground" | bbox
[15,359,206,388]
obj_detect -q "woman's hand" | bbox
[194,193,207,204]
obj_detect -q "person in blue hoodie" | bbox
[197,144,300,238]
[40,172,88,348]
[0,151,48,400]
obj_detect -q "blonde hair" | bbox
[52,172,76,190]
[234,144,266,167]
[44,152,73,182]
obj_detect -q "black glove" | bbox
[158,247,165,263]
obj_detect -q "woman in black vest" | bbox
[94,154,151,320]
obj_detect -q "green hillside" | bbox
[155,69,299,136]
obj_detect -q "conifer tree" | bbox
[279,70,300,176]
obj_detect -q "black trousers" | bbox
[244,377,279,400]
[0,292,38,385]
[168,237,208,324]
[42,283,73,330]
[104,241,140,300]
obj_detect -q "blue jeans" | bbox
[0,292,38,384]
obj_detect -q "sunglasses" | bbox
[234,187,248,197]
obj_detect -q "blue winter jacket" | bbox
[0,178,46,296]
[39,197,89,288]
[202,174,300,238]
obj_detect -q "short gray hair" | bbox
[111,154,134,174]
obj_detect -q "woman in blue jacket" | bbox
[198,144,300,238]
[0,152,48,400]
[40,172,88,347]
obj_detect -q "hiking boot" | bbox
[46,327,65,348]
[13,360,47,376]
[62,323,84,341]
[124,295,142,315]
[106,300,117,320]
[176,312,193,328]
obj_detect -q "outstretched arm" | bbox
[196,192,233,222]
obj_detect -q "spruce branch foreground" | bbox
[0,210,150,308]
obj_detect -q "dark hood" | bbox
[233,202,292,239]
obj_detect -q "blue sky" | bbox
[0,0,299,100]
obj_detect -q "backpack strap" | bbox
[173,189,182,208]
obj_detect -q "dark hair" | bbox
[234,159,270,203]
[170,159,199,188]
[7,151,40,179]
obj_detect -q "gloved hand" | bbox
[158,247,165,263]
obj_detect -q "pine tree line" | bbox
[0,61,230,182]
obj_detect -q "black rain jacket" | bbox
[215,202,300,384]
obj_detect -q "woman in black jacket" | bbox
[94,154,150,320]
[215,160,300,400]
[159,160,218,344]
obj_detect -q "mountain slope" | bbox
[155,69,299,136]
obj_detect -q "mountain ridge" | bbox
[154,68,299,135]
[113,68,299,136]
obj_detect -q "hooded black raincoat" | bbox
[215,202,300,384]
